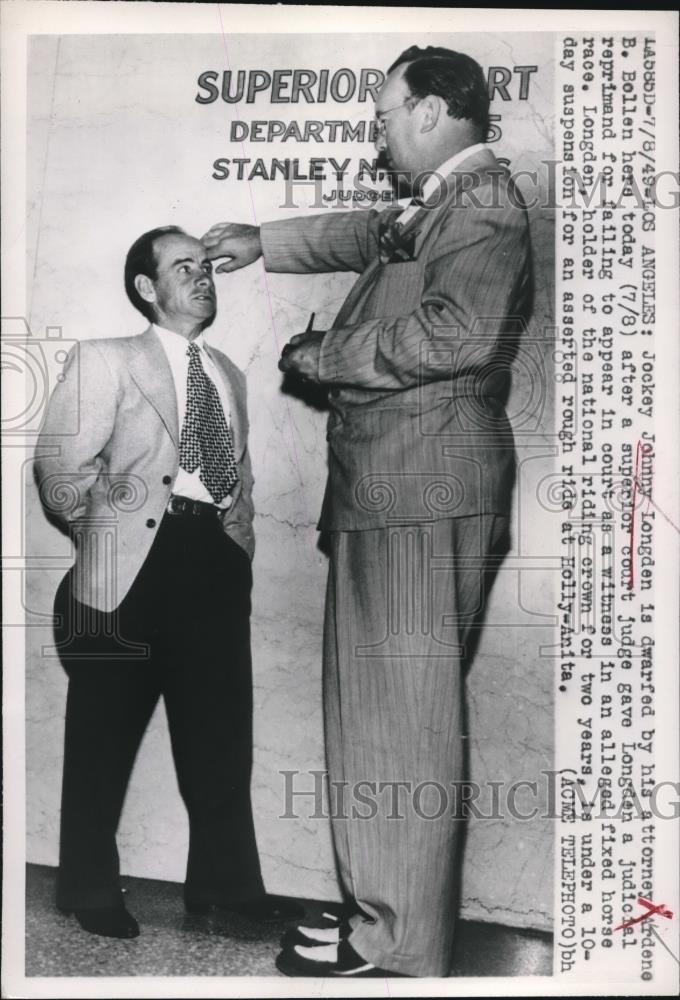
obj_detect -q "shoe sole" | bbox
[275,945,403,979]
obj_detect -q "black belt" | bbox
[166,494,219,518]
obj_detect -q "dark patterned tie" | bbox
[378,205,420,264]
[178,342,238,504]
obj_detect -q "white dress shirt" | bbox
[396,142,488,226]
[153,324,235,509]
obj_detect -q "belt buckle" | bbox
[167,495,185,516]
[167,495,216,517]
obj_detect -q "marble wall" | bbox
[25,32,556,930]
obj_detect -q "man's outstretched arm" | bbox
[203,209,385,276]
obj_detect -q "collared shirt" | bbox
[396,142,488,227]
[153,323,235,509]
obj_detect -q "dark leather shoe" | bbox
[186,895,304,923]
[276,938,406,978]
[58,904,139,939]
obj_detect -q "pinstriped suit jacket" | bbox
[261,146,532,531]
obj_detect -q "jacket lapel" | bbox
[333,148,503,329]
[401,146,504,251]
[127,327,179,448]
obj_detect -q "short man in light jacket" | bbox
[35,226,301,937]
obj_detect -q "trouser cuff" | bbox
[349,922,451,978]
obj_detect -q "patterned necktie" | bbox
[378,204,421,264]
[178,342,238,504]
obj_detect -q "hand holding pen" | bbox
[278,312,324,382]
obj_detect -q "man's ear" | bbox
[134,273,156,306]
[419,95,441,134]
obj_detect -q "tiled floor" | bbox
[25,863,553,978]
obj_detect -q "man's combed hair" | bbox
[389,45,490,137]
[124,225,186,321]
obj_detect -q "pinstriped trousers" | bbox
[323,514,508,977]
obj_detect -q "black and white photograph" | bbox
[1,3,678,997]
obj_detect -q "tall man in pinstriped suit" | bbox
[204,46,532,978]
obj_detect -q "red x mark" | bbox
[614,896,674,931]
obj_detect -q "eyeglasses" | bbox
[373,96,420,137]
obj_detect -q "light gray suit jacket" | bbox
[34,326,255,612]
[261,145,532,531]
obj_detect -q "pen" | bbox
[306,312,315,333]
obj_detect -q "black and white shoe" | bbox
[275,938,406,978]
[280,918,350,950]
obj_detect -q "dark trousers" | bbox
[53,511,264,910]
